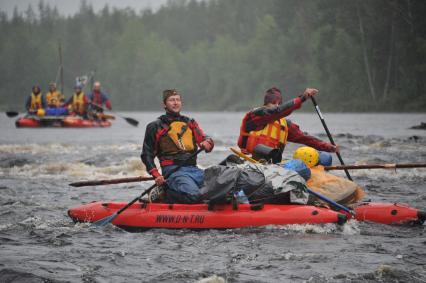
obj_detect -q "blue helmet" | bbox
[318,152,332,166]
[282,159,311,181]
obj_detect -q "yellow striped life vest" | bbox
[46,91,63,107]
[243,118,288,153]
[30,93,43,111]
[71,92,86,114]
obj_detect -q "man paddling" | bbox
[141,89,214,203]
[25,85,46,115]
[238,87,338,163]
[64,84,89,117]
[88,81,112,111]
[45,82,64,108]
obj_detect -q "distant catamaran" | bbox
[7,43,138,128]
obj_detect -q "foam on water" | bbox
[340,219,361,235]
[263,220,360,236]
[0,223,14,231]
[3,157,147,180]
[0,143,78,154]
[0,142,140,155]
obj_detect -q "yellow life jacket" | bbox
[159,121,195,154]
[30,93,43,111]
[46,91,63,107]
[72,92,86,114]
[244,118,288,153]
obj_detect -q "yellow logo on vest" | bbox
[167,121,194,151]
[158,121,196,155]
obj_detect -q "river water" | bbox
[0,112,425,282]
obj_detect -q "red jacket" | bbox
[238,95,335,160]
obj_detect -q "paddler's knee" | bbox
[165,189,201,204]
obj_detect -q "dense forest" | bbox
[0,0,425,111]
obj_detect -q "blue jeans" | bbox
[162,165,204,204]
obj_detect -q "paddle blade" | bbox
[92,213,118,227]
[6,111,19,118]
[69,181,85,187]
[97,113,115,120]
[124,117,139,127]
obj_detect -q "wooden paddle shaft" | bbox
[325,163,426,171]
[69,176,154,187]
[230,147,259,163]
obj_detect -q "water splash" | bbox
[263,220,360,235]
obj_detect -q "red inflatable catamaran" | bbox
[16,116,111,128]
[68,201,425,232]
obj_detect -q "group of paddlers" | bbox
[25,81,112,119]
[141,87,341,205]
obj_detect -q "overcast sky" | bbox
[0,0,169,17]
